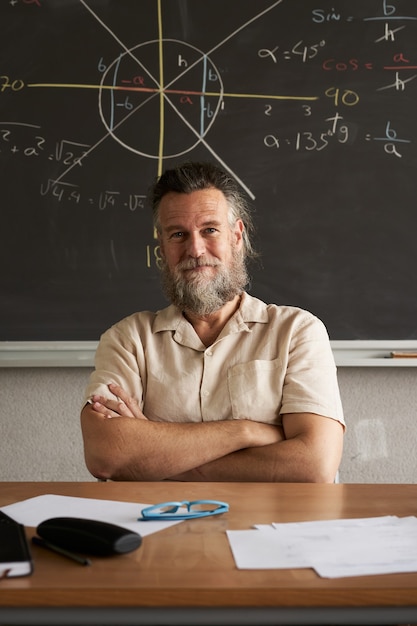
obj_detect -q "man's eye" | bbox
[205,228,218,234]
[171,232,184,239]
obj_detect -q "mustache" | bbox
[176,257,221,271]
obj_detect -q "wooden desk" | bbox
[1,482,417,625]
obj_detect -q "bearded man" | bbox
[81,162,345,482]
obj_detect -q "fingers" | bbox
[108,383,133,405]
[108,383,139,416]
[108,383,147,420]
[91,392,135,419]
[91,400,115,419]
[90,383,144,420]
[91,398,128,419]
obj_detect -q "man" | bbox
[81,161,344,482]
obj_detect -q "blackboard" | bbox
[2,0,417,341]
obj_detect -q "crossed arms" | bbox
[80,383,344,483]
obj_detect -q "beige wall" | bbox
[1,367,416,482]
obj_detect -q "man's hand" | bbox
[91,383,147,420]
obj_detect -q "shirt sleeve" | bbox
[82,319,144,409]
[280,313,345,427]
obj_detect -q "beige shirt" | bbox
[83,292,345,427]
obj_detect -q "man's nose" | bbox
[186,233,206,257]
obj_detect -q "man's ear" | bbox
[234,219,244,248]
[156,232,165,258]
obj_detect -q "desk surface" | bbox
[1,481,417,625]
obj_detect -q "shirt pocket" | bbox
[227,358,284,423]
[144,363,203,422]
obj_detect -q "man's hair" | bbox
[149,161,258,259]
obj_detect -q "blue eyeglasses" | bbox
[140,499,229,521]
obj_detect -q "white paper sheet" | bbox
[1,494,183,537]
[227,515,417,578]
[226,528,312,569]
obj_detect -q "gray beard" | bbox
[161,251,248,316]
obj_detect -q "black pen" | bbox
[32,536,91,566]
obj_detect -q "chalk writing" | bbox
[39,178,146,211]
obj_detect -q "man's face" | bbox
[157,188,247,315]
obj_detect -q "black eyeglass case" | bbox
[36,517,142,556]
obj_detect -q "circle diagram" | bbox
[99,39,224,159]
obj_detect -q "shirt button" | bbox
[203,390,210,397]
[206,351,213,357]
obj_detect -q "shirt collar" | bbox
[153,292,269,336]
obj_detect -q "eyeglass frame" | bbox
[140,499,229,521]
